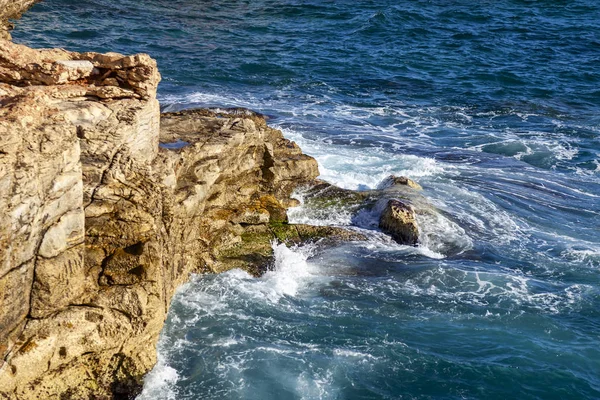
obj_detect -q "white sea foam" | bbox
[136,355,179,400]
[279,127,445,190]
[426,181,525,245]
[397,266,591,314]
[160,91,260,111]
[415,245,446,259]
[296,369,337,400]
[179,243,318,308]
[415,209,473,256]
[333,348,380,361]
[259,242,317,301]
[466,133,581,169]
[210,337,241,347]
[561,247,600,269]
[287,187,354,226]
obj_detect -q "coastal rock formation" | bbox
[0,0,39,40]
[296,176,424,246]
[377,175,421,245]
[379,200,420,246]
[378,175,422,191]
[0,36,325,398]
[297,176,472,253]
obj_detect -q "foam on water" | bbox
[392,266,593,315]
[260,242,317,301]
[415,210,473,256]
[287,186,354,227]
[426,181,526,245]
[561,246,600,269]
[180,243,320,310]
[160,91,260,112]
[280,127,445,191]
[137,352,179,400]
[296,370,337,400]
[136,242,352,399]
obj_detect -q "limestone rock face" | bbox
[0,38,320,399]
[379,200,420,246]
[0,0,39,40]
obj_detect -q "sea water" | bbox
[14,1,600,398]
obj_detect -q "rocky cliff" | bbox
[0,2,430,398]
[0,35,320,398]
[0,0,39,40]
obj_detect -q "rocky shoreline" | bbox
[0,4,423,399]
[0,0,39,40]
[0,34,321,396]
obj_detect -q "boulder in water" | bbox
[379,199,419,246]
[379,175,422,191]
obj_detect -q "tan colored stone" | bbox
[30,245,86,318]
[379,199,420,246]
[0,38,159,99]
[0,0,39,39]
[0,38,323,398]
[393,175,422,190]
[38,210,84,258]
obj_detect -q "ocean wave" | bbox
[396,266,593,315]
[137,355,179,400]
[280,127,446,190]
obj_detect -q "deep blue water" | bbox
[14,1,600,399]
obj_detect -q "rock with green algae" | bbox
[215,222,368,276]
[0,35,327,398]
[294,224,367,243]
[294,175,436,247]
[300,179,371,210]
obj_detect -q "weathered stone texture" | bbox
[379,199,420,246]
[0,38,320,399]
[0,0,39,40]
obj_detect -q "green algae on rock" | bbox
[0,34,327,397]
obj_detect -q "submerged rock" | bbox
[301,179,370,209]
[378,200,420,246]
[295,176,468,251]
[378,174,423,191]
[294,224,367,243]
[294,178,425,244]
[216,222,367,276]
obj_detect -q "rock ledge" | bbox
[0,36,327,398]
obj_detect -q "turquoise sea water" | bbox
[14,1,600,399]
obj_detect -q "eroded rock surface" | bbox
[378,175,422,191]
[296,176,425,245]
[0,0,39,40]
[379,200,420,246]
[0,37,325,399]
